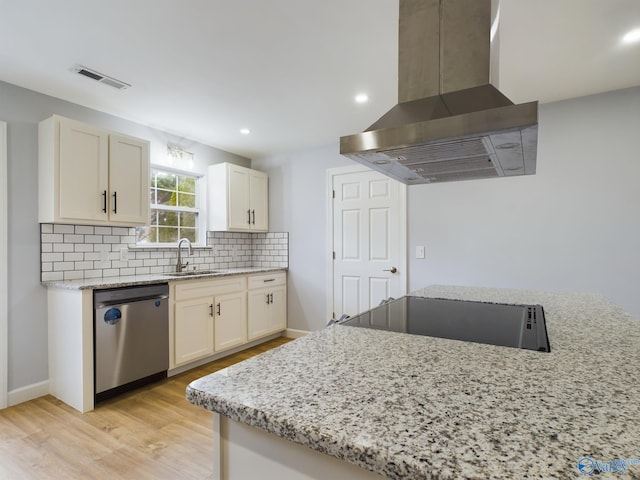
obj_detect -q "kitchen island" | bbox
[186,285,640,479]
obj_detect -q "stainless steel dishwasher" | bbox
[94,283,169,403]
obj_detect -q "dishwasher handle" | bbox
[95,294,169,309]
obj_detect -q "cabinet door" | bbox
[174,297,215,365]
[214,291,247,351]
[249,170,269,231]
[248,289,270,340]
[269,285,287,332]
[58,118,109,222]
[227,165,251,230]
[109,134,150,225]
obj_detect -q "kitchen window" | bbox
[136,168,202,245]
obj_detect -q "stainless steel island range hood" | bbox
[340,0,538,185]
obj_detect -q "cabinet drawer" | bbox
[248,272,286,290]
[173,275,247,301]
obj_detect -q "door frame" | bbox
[1,121,7,409]
[326,165,407,321]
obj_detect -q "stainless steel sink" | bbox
[166,269,222,277]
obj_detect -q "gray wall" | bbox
[254,86,640,331]
[252,146,351,331]
[1,80,249,392]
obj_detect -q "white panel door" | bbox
[332,168,406,319]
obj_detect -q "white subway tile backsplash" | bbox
[84,235,103,244]
[54,224,75,234]
[42,272,63,281]
[75,225,94,234]
[42,233,63,243]
[64,234,84,243]
[64,270,84,280]
[54,262,74,271]
[40,224,288,281]
[53,243,74,253]
[42,252,63,262]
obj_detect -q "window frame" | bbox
[136,165,206,247]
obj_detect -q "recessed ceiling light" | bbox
[622,28,640,44]
[240,128,251,135]
[355,93,369,104]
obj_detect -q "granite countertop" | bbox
[42,267,287,290]
[186,285,640,479]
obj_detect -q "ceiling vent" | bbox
[72,65,131,90]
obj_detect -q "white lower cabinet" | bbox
[248,273,287,340]
[171,275,248,368]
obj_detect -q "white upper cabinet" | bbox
[38,115,150,226]
[208,162,268,232]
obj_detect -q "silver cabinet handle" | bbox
[252,209,255,224]
[216,302,221,316]
[383,267,398,274]
[102,190,107,213]
[247,209,251,225]
[265,294,270,304]
[263,278,275,283]
[269,293,273,304]
[112,191,117,214]
[209,304,213,317]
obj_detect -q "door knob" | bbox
[384,267,398,274]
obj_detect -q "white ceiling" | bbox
[1,0,639,159]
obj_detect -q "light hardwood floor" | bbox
[0,336,293,479]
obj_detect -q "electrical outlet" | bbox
[416,245,425,259]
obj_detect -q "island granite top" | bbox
[41,267,286,290]
[186,285,640,479]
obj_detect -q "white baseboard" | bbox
[285,328,310,338]
[8,380,50,407]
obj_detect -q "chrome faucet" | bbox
[176,238,193,272]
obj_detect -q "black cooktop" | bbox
[339,296,550,352]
